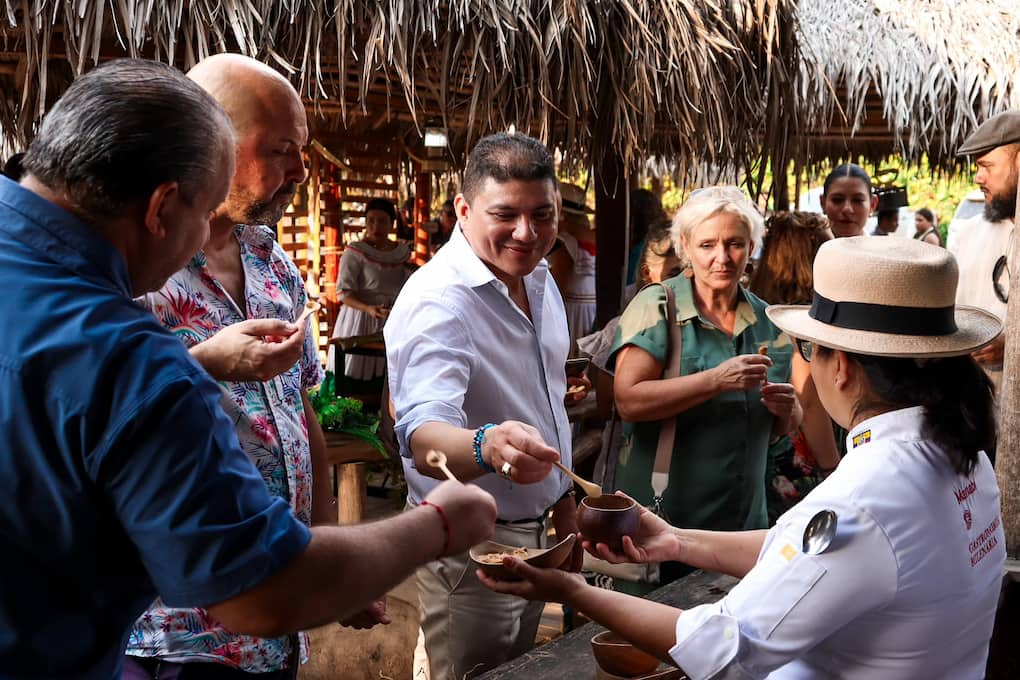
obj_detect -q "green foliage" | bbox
[308,372,385,456]
[645,155,977,245]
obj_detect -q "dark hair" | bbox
[822,164,872,198]
[638,219,685,286]
[366,197,396,222]
[630,188,667,245]
[441,199,455,214]
[461,133,555,202]
[916,208,936,224]
[748,211,831,305]
[3,152,26,181]
[23,59,233,222]
[876,209,898,224]
[815,347,995,474]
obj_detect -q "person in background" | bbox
[625,188,668,286]
[548,183,596,355]
[0,57,497,679]
[609,186,801,591]
[913,207,942,246]
[820,164,877,238]
[328,197,412,386]
[397,196,416,241]
[427,199,457,253]
[951,110,1020,395]
[748,211,841,522]
[386,132,589,679]
[482,237,1004,680]
[126,53,343,678]
[871,208,898,236]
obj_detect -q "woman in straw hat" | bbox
[480,237,1004,678]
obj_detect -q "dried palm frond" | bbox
[0,0,797,186]
[796,0,1020,174]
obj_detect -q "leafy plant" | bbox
[309,372,385,456]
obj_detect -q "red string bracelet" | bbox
[420,500,451,558]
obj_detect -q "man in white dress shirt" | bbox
[386,132,585,679]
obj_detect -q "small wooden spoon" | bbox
[296,300,322,326]
[553,461,602,498]
[426,450,458,482]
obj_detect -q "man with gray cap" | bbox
[952,110,1019,388]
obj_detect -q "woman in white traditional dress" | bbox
[548,183,596,355]
[329,198,411,381]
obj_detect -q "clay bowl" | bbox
[469,534,575,581]
[591,630,661,677]
[576,495,640,550]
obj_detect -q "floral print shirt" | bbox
[127,224,324,671]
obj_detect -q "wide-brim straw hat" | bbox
[560,183,594,216]
[766,237,1002,358]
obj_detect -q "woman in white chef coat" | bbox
[479,237,1005,679]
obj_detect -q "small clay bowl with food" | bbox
[591,630,661,677]
[576,495,641,551]
[469,534,576,581]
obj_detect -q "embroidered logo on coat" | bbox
[851,430,872,448]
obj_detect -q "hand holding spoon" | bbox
[426,450,458,482]
[553,461,602,498]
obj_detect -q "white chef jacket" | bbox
[670,406,1004,679]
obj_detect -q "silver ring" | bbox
[501,461,512,478]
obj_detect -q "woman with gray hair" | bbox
[606,186,801,588]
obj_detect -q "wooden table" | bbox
[323,430,386,525]
[477,570,739,680]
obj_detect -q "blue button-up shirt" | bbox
[385,226,573,521]
[0,177,310,678]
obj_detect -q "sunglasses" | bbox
[993,254,1009,304]
[795,337,815,362]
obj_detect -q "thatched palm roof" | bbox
[1,1,1017,185]
[0,0,796,180]
[795,0,1020,172]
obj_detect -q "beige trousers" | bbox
[415,516,547,680]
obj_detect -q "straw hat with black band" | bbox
[765,237,1002,358]
[560,183,594,217]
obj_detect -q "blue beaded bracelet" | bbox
[473,423,497,473]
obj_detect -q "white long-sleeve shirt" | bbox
[671,407,1004,679]
[385,226,573,520]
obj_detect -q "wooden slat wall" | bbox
[277,140,402,362]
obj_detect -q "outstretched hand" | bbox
[582,493,679,565]
[338,598,390,629]
[190,318,306,382]
[483,421,560,484]
[477,539,586,604]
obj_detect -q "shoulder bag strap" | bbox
[649,282,682,508]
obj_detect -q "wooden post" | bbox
[307,151,323,352]
[996,205,1020,557]
[413,163,432,266]
[594,147,628,328]
[338,463,367,525]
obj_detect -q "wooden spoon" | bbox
[426,450,458,482]
[296,300,322,326]
[553,461,602,498]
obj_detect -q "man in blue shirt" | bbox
[0,58,497,679]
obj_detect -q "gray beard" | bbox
[245,202,286,226]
